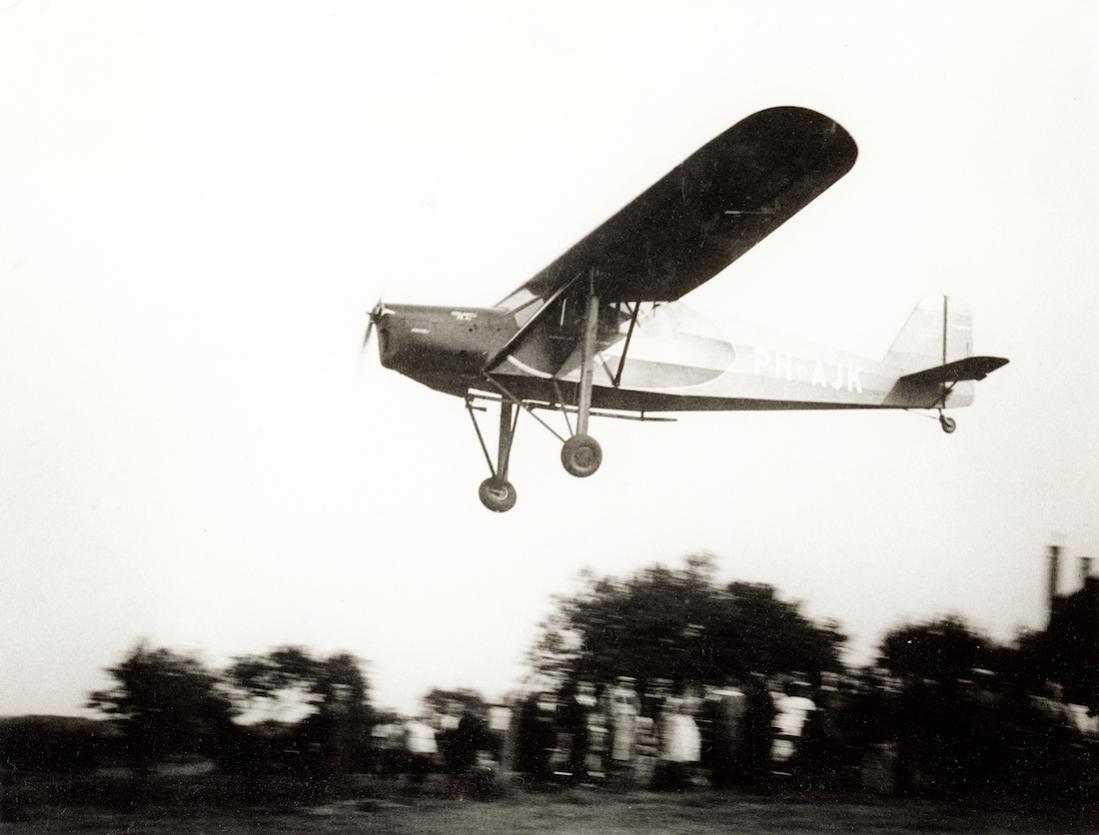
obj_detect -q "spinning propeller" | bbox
[362,297,388,350]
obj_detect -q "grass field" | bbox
[4,774,1098,834]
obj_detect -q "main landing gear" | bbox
[468,277,606,512]
[478,475,517,513]
[561,434,602,477]
[938,411,957,434]
[560,289,604,478]
[469,398,519,513]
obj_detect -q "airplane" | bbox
[363,106,1008,512]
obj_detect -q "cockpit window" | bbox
[495,288,537,312]
[495,288,543,326]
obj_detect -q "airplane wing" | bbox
[487,106,857,376]
[498,106,858,308]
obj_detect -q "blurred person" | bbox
[697,685,721,777]
[370,720,405,779]
[559,681,596,784]
[741,672,775,789]
[404,714,438,786]
[451,705,488,775]
[810,673,860,788]
[438,701,462,774]
[585,692,609,782]
[487,703,512,761]
[894,675,944,795]
[1025,680,1080,791]
[515,692,558,784]
[608,677,641,774]
[634,712,658,787]
[533,691,559,783]
[654,696,701,790]
[772,680,815,775]
[966,669,1010,789]
[708,676,748,788]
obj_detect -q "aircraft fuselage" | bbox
[376,304,515,396]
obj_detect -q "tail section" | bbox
[882,296,1008,410]
[883,295,972,375]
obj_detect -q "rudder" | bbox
[883,295,972,375]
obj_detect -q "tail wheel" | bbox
[561,434,602,478]
[478,477,517,512]
[939,415,957,434]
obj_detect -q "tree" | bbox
[87,642,235,777]
[225,646,371,778]
[532,554,846,692]
[421,687,487,718]
[877,615,994,682]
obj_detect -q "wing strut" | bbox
[612,301,640,388]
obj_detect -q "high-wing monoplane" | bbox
[364,107,1008,512]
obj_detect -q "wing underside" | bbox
[501,106,858,308]
[487,107,858,376]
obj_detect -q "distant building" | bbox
[1046,547,1099,708]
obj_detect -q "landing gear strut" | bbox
[468,398,519,512]
[562,283,603,478]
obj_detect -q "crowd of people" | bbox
[372,670,1098,798]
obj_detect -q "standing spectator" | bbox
[451,706,487,775]
[404,714,438,787]
[532,692,559,783]
[772,680,816,775]
[709,677,749,788]
[654,696,701,790]
[608,677,641,776]
[559,681,596,784]
[438,701,462,774]
[741,673,775,788]
[634,712,658,787]
[585,692,609,783]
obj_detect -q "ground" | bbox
[5,775,1098,834]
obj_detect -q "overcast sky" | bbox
[1,1,1096,716]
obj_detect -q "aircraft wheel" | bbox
[939,415,957,434]
[478,477,517,513]
[561,434,602,478]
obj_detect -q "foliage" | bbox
[86,642,235,774]
[532,554,846,692]
[226,647,369,721]
[225,647,371,779]
[877,615,994,682]
[421,687,487,718]
[0,716,118,774]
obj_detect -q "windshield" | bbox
[495,288,543,326]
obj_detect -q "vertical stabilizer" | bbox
[883,295,972,375]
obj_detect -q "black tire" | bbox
[478,477,517,512]
[939,415,957,434]
[560,434,602,478]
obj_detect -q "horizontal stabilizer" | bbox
[897,355,1009,386]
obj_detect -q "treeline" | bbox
[2,554,1095,788]
[0,643,374,789]
[532,554,1094,708]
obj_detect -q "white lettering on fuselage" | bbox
[450,311,477,322]
[753,348,863,394]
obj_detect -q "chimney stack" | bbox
[1048,544,1062,622]
[1080,556,1093,587]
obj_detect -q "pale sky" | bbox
[1,1,1096,716]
